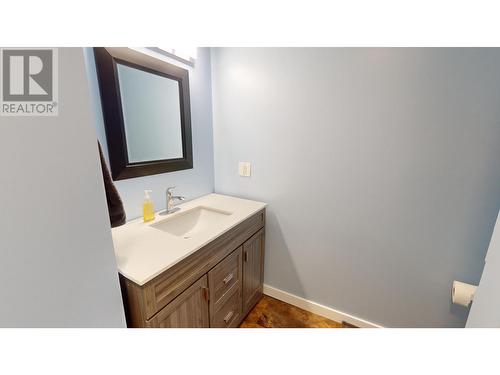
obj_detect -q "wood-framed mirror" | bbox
[93,47,193,180]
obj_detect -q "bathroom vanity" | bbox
[112,194,266,327]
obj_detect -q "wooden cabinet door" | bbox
[242,229,265,316]
[149,275,210,328]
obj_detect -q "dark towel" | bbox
[98,141,126,227]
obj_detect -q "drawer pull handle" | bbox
[223,273,234,284]
[224,310,234,323]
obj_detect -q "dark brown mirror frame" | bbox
[93,47,193,180]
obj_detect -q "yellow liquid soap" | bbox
[143,190,155,222]
[143,201,155,222]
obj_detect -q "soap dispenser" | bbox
[143,190,155,222]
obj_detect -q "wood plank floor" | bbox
[240,295,343,328]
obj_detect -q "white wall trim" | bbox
[263,284,383,328]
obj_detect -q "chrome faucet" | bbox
[161,186,185,215]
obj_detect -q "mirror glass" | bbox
[116,63,183,163]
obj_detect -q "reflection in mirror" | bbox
[117,63,183,163]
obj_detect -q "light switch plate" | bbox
[239,162,251,177]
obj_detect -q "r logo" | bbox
[2,49,53,101]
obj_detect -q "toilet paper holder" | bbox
[452,280,477,307]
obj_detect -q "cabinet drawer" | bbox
[208,247,242,307]
[211,286,242,328]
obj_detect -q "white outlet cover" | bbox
[239,162,251,177]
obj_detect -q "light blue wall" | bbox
[211,48,500,327]
[84,48,215,220]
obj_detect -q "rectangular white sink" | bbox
[151,206,232,239]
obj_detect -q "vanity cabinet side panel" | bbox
[242,228,265,317]
[119,275,148,328]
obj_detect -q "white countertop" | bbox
[112,193,266,286]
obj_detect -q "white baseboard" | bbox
[263,284,383,328]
